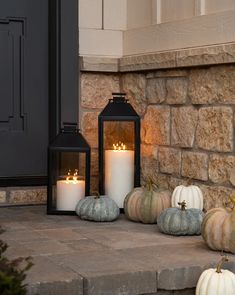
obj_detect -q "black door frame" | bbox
[0,0,78,187]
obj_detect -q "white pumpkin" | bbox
[171,185,203,210]
[196,256,235,295]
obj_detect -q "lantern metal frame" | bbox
[98,93,141,197]
[47,122,90,215]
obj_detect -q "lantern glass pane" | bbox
[51,151,86,211]
[103,121,135,208]
[103,121,135,151]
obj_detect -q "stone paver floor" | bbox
[0,205,235,295]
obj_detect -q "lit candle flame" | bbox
[73,169,78,181]
[113,142,126,151]
[66,169,71,181]
[66,169,79,182]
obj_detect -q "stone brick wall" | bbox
[0,187,47,206]
[81,64,235,210]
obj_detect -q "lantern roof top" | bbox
[49,123,90,152]
[99,93,140,119]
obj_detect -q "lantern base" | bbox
[47,209,77,216]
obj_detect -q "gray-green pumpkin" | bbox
[157,201,204,236]
[76,193,120,222]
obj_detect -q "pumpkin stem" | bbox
[223,195,235,210]
[229,195,235,210]
[178,201,187,211]
[145,176,155,191]
[216,255,228,273]
[92,191,100,199]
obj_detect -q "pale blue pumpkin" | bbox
[157,201,204,236]
[76,194,120,222]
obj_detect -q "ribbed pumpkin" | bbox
[171,184,203,210]
[202,196,235,253]
[158,201,204,236]
[196,256,235,295]
[124,180,171,224]
[76,193,119,222]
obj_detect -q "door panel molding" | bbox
[0,18,26,131]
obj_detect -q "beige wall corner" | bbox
[123,9,235,56]
[79,0,103,29]
[160,0,195,23]
[80,56,119,72]
[126,0,152,29]
[103,0,127,30]
[205,0,235,14]
[79,29,123,57]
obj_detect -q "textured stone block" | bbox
[27,280,83,295]
[83,271,157,295]
[0,191,6,203]
[181,151,208,181]
[209,154,235,185]
[155,173,189,191]
[159,147,181,175]
[157,266,202,290]
[176,44,235,68]
[25,256,83,295]
[141,145,158,179]
[119,50,177,72]
[199,184,235,211]
[146,77,187,105]
[171,106,198,147]
[146,78,166,104]
[121,73,147,116]
[9,188,46,204]
[81,111,99,148]
[141,144,157,159]
[141,106,170,145]
[81,73,120,109]
[146,70,188,79]
[196,107,233,152]
[80,56,119,72]
[165,77,188,104]
[120,44,235,72]
[188,65,235,104]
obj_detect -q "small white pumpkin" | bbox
[196,256,235,295]
[171,184,203,210]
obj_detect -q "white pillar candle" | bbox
[56,179,85,211]
[105,148,134,208]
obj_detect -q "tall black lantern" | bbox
[47,123,90,215]
[98,93,140,209]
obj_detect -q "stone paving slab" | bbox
[0,206,235,295]
[25,256,83,295]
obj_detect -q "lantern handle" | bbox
[61,122,78,133]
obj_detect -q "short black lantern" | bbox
[98,93,140,209]
[47,123,90,215]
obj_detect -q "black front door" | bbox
[0,0,48,182]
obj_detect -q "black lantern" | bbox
[47,123,90,215]
[98,93,140,209]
